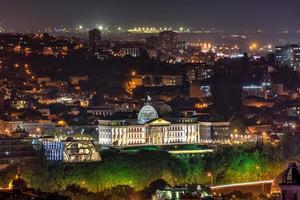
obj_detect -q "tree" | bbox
[106,185,134,200]
[140,179,168,199]
[65,183,88,195]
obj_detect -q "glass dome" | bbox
[138,104,159,124]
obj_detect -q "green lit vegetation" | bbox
[0,143,284,197]
[121,144,208,152]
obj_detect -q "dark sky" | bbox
[1,0,300,31]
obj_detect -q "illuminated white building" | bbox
[98,103,230,147]
[121,48,140,57]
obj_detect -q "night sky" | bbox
[1,0,300,31]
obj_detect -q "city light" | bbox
[0,2,298,199]
[207,172,213,186]
[98,25,103,30]
[249,42,258,50]
[131,71,136,76]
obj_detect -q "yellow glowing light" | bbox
[131,71,136,76]
[195,103,208,109]
[250,43,258,50]
[57,120,68,127]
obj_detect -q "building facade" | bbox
[0,138,41,168]
[159,31,178,55]
[275,45,300,71]
[185,64,214,83]
[42,138,101,162]
[131,74,183,87]
[189,81,212,99]
[121,48,140,57]
[89,29,101,48]
[98,104,230,147]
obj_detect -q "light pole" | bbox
[256,165,260,181]
[207,172,213,186]
[256,165,264,193]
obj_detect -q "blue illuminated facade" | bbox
[43,141,64,161]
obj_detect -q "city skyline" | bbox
[1,1,300,200]
[1,0,300,32]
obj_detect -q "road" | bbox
[211,180,273,195]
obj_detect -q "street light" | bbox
[36,128,41,136]
[131,71,136,76]
[207,172,213,186]
[98,25,103,30]
[256,165,264,193]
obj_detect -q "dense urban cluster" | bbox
[1,27,300,200]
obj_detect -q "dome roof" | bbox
[138,104,159,124]
[280,163,300,185]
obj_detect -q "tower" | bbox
[89,29,101,48]
[279,163,300,200]
[159,31,178,55]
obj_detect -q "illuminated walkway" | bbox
[211,180,273,195]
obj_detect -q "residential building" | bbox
[131,74,183,87]
[159,31,178,55]
[89,29,101,48]
[275,45,300,71]
[190,81,212,99]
